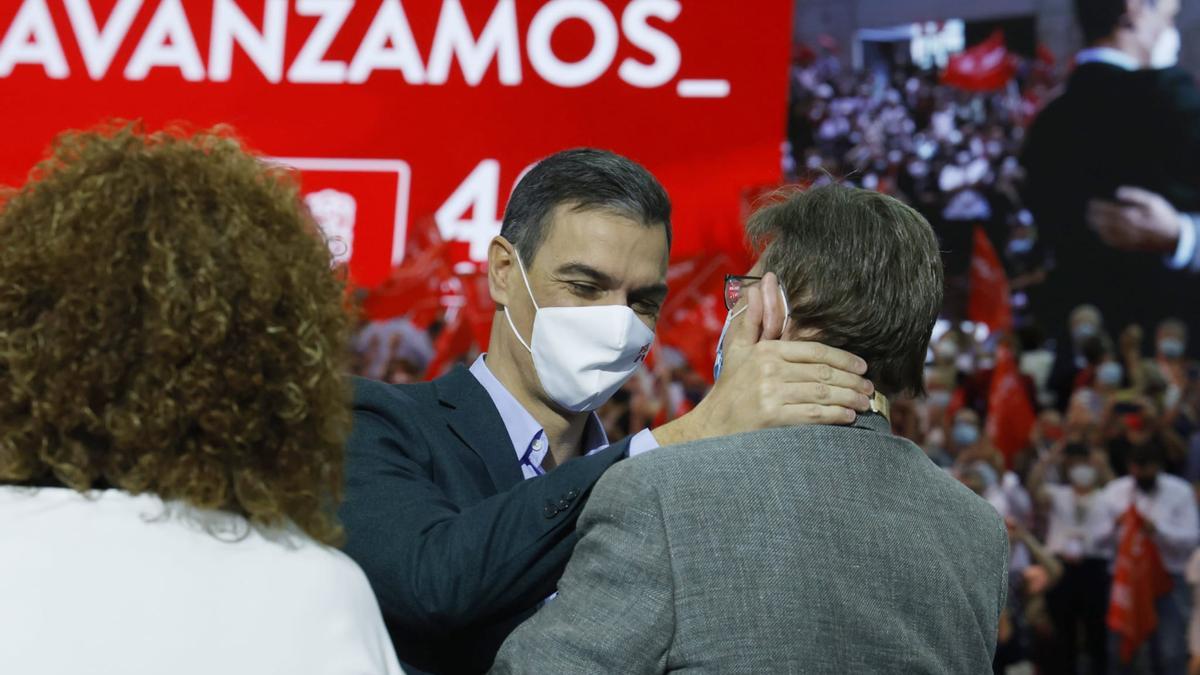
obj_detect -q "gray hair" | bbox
[747,183,944,397]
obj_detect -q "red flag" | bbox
[425,311,475,380]
[360,217,454,323]
[657,294,727,383]
[1108,506,1175,663]
[655,254,733,382]
[985,346,1036,468]
[968,226,1013,333]
[1036,43,1056,67]
[942,30,1018,92]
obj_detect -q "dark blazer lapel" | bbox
[434,365,525,492]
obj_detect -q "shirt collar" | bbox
[468,355,610,469]
[1076,47,1140,72]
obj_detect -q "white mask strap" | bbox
[503,250,538,354]
[779,285,791,336]
[512,252,541,311]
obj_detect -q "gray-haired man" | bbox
[492,184,1010,674]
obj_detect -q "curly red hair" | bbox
[0,124,351,545]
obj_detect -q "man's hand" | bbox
[1087,186,1185,253]
[652,273,873,447]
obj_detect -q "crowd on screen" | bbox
[784,43,1054,317]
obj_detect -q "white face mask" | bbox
[1151,26,1180,69]
[504,253,655,413]
[1068,464,1097,489]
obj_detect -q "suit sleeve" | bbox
[490,460,674,675]
[339,384,631,640]
[1019,109,1066,255]
[1157,67,1200,179]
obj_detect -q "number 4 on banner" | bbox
[436,159,501,262]
[435,159,535,264]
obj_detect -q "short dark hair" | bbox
[1074,0,1135,45]
[747,184,944,397]
[500,148,671,264]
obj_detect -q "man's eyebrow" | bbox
[554,262,668,298]
[630,283,669,300]
[554,262,618,288]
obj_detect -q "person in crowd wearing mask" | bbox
[1031,409,1067,460]
[0,127,404,675]
[954,408,1035,526]
[1151,319,1194,405]
[1097,442,1200,673]
[1097,356,1129,396]
[1105,395,1190,477]
[1029,443,1116,674]
[1022,0,1200,360]
[491,183,1008,674]
[1018,408,1068,480]
[951,408,988,458]
[1050,305,1108,409]
[928,331,966,389]
[340,150,876,675]
[994,515,1066,675]
[1020,324,1059,409]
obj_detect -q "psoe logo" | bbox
[264,156,411,287]
[305,188,357,265]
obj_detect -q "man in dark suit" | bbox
[1021,0,1200,358]
[339,149,877,674]
[492,184,1009,674]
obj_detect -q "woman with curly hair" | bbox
[0,125,404,675]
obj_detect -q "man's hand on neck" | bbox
[652,275,873,447]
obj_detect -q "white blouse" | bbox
[0,486,404,675]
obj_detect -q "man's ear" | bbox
[488,236,517,306]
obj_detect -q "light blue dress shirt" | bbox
[468,355,659,480]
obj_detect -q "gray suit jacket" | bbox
[491,413,1009,674]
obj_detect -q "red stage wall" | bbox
[1,0,792,287]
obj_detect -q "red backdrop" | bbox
[1,0,791,288]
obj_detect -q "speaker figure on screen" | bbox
[1021,0,1200,362]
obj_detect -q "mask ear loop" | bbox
[503,251,540,354]
[778,282,791,336]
